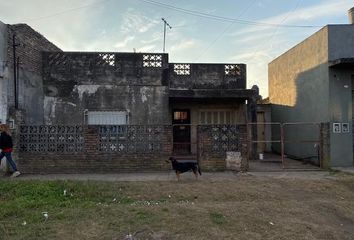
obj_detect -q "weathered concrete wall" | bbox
[0,21,8,123]
[43,52,170,125]
[269,27,329,163]
[169,63,246,89]
[6,24,61,124]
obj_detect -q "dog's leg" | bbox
[193,169,198,180]
[176,172,180,181]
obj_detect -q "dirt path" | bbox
[1,170,336,182]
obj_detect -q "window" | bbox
[199,110,236,124]
[86,111,128,125]
[174,111,188,120]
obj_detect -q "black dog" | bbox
[167,157,202,181]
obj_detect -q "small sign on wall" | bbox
[333,123,341,133]
[333,122,350,133]
[342,123,349,133]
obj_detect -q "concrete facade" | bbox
[40,57,251,126]
[269,24,354,167]
[42,52,170,125]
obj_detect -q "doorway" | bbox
[172,109,191,155]
[352,75,354,164]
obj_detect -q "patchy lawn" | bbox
[1,173,354,240]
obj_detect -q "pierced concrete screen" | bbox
[198,125,243,153]
[143,54,162,68]
[173,64,190,75]
[98,53,115,66]
[225,64,241,76]
[19,125,84,153]
[99,125,165,153]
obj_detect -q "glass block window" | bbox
[86,111,128,125]
[173,64,190,75]
[199,110,236,124]
[225,64,241,76]
[143,54,162,67]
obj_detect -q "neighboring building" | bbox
[268,9,354,167]
[0,21,256,173]
[0,21,61,125]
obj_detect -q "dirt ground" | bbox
[1,171,354,240]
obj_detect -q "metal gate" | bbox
[248,122,324,171]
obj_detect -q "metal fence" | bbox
[247,122,324,170]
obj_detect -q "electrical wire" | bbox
[23,0,111,22]
[195,0,259,61]
[246,0,304,63]
[136,0,322,28]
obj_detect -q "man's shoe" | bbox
[11,171,21,178]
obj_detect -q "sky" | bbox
[0,0,353,97]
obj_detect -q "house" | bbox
[0,21,257,173]
[268,8,354,167]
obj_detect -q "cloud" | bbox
[267,0,352,23]
[114,36,135,49]
[121,8,159,34]
[140,32,161,44]
[137,44,157,52]
[231,0,352,38]
[225,0,353,97]
[170,39,197,52]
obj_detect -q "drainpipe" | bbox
[12,34,20,109]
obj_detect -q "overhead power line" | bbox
[136,0,322,28]
[195,0,259,61]
[24,0,111,22]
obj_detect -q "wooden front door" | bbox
[172,109,191,155]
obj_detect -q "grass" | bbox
[209,212,226,225]
[1,173,354,239]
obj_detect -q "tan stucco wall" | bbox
[269,26,329,113]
